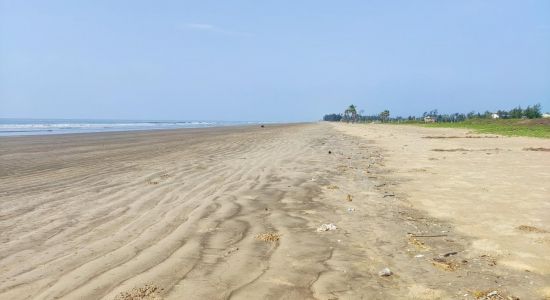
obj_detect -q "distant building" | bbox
[491,113,500,119]
[543,113,550,119]
[424,116,436,123]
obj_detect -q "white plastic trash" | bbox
[317,223,337,232]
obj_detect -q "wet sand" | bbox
[0,123,549,299]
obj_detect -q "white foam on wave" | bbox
[0,122,215,129]
[0,120,254,136]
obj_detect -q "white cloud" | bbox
[180,23,253,37]
[187,23,215,30]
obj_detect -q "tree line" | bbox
[323,103,544,123]
[324,105,393,123]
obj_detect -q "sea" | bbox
[0,118,260,137]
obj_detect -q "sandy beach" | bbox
[1,123,549,299]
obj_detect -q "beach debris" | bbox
[431,148,501,152]
[414,254,424,258]
[328,150,332,154]
[326,184,339,190]
[523,147,550,152]
[255,232,281,242]
[432,258,459,271]
[224,247,239,256]
[517,225,547,233]
[260,125,265,128]
[480,254,497,266]
[431,148,470,152]
[347,207,355,213]
[407,233,448,238]
[114,283,162,300]
[317,223,337,232]
[422,135,498,139]
[471,290,518,300]
[408,236,430,251]
[442,251,458,257]
[378,267,393,277]
[347,194,353,202]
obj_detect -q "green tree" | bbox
[344,104,358,123]
[509,106,523,119]
[524,104,542,119]
[379,110,390,122]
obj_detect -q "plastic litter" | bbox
[378,267,393,277]
[317,223,337,232]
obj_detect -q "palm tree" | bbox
[346,105,357,123]
[379,110,390,122]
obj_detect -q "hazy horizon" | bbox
[1,0,549,121]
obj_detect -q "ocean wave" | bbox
[0,122,216,129]
[0,120,260,136]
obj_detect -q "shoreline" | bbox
[0,123,273,139]
[0,119,289,138]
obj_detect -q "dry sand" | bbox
[0,123,549,299]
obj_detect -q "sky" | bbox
[1,0,549,122]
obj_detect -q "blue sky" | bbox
[1,0,549,121]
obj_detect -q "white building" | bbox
[424,116,436,123]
